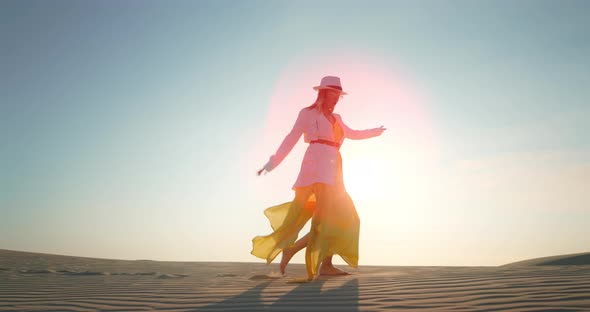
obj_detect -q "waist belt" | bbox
[310,139,341,149]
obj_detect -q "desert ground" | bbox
[1,249,589,311]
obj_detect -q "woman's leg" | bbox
[280,233,308,275]
[314,183,349,276]
[319,255,349,275]
[283,235,347,276]
[279,186,314,275]
[303,183,351,279]
[280,184,349,277]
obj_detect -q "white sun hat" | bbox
[313,76,348,95]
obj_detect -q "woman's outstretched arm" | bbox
[336,114,386,140]
[259,109,306,174]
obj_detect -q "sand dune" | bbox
[1,249,590,311]
[501,252,590,267]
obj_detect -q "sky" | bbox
[1,0,589,267]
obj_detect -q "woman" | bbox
[252,76,386,280]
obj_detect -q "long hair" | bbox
[306,89,328,111]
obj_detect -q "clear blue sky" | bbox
[1,0,588,266]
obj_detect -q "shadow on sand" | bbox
[195,277,359,311]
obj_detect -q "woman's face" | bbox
[323,90,342,112]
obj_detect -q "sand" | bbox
[1,249,590,311]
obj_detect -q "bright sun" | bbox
[343,155,388,202]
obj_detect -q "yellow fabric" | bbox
[305,179,360,278]
[252,120,359,279]
[250,197,316,265]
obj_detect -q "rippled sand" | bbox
[1,249,589,311]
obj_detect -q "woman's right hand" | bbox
[257,157,274,176]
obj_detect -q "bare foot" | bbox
[319,264,350,276]
[280,247,295,276]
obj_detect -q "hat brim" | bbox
[313,86,347,95]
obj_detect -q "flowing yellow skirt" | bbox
[251,152,360,279]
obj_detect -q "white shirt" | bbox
[265,107,382,177]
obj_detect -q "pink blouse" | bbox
[265,107,382,188]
